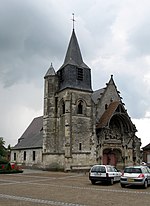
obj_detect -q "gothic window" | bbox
[77,67,83,81]
[23,151,26,161]
[33,151,36,161]
[77,101,83,114]
[76,100,86,115]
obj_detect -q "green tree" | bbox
[0,137,6,161]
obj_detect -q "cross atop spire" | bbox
[71,13,75,30]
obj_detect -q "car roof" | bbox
[91,165,113,167]
[124,165,145,169]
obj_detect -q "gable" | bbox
[96,101,136,133]
[100,78,121,104]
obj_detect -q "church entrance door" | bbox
[103,149,117,166]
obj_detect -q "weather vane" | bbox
[71,13,75,29]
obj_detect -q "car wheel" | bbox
[143,180,148,189]
[91,180,96,185]
[120,183,126,188]
[110,178,114,185]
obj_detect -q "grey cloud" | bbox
[114,74,149,119]
[0,0,69,87]
[128,20,150,57]
[1,0,150,146]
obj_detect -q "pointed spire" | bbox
[57,20,92,92]
[61,29,89,68]
[44,63,56,78]
[107,75,115,85]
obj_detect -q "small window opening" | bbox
[105,104,108,110]
[79,143,82,151]
[24,151,26,161]
[62,102,65,114]
[14,153,16,161]
[55,97,58,114]
[33,151,36,161]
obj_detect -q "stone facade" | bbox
[42,29,97,171]
[11,29,141,171]
[42,87,97,171]
[95,78,141,169]
[11,148,43,169]
[143,144,150,164]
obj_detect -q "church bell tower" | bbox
[43,25,97,171]
[57,29,92,92]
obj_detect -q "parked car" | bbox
[120,165,150,188]
[89,164,121,185]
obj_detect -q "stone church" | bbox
[11,28,141,171]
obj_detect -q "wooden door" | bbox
[103,152,117,166]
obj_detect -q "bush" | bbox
[0,161,11,170]
[0,161,23,174]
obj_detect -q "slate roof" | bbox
[142,143,150,150]
[44,63,56,78]
[60,29,89,69]
[12,116,43,150]
[91,88,105,104]
[96,101,120,129]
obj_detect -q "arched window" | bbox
[105,104,108,110]
[77,101,83,114]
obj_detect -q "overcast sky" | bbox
[0,0,150,148]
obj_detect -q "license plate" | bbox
[128,178,134,182]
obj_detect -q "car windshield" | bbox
[124,167,142,174]
[91,166,106,173]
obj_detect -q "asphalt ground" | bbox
[0,169,150,206]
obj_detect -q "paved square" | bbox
[0,169,150,206]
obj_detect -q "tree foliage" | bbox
[0,137,6,160]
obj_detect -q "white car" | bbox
[120,165,150,188]
[89,165,121,185]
